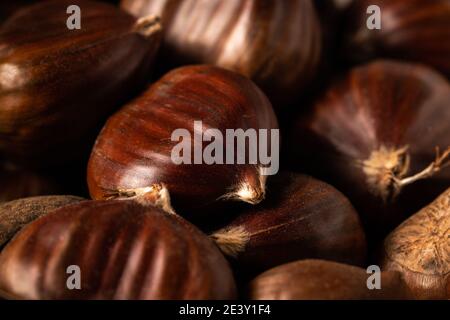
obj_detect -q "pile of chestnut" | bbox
[0,0,449,300]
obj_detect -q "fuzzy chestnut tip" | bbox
[133,15,162,38]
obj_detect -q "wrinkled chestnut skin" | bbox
[382,188,450,300]
[0,164,61,203]
[249,259,412,300]
[88,65,278,218]
[0,0,161,166]
[0,195,84,248]
[120,0,322,106]
[0,200,236,300]
[343,0,450,77]
[212,172,367,276]
[289,60,450,243]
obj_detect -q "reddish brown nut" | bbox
[0,0,162,166]
[211,172,367,276]
[382,188,450,300]
[120,0,322,106]
[0,197,237,300]
[290,60,450,240]
[249,259,412,300]
[87,65,278,219]
[343,0,450,77]
[0,195,84,247]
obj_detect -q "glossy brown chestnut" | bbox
[343,0,450,77]
[381,188,450,300]
[0,198,237,300]
[0,1,35,21]
[120,0,322,106]
[0,0,162,166]
[0,195,84,247]
[248,259,412,300]
[211,172,367,275]
[290,60,450,240]
[87,65,278,218]
[0,163,61,203]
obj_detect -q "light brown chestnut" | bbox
[0,195,84,248]
[249,259,412,300]
[211,172,367,276]
[0,194,236,300]
[0,0,162,166]
[382,188,450,300]
[120,0,322,106]
[87,65,278,219]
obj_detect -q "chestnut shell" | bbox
[120,0,322,106]
[0,200,236,300]
[87,65,278,217]
[0,0,161,166]
[382,188,450,300]
[212,172,367,275]
[248,259,412,300]
[290,60,450,240]
[343,0,450,77]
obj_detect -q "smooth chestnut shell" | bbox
[0,0,161,166]
[0,195,84,247]
[382,188,450,300]
[0,199,236,300]
[343,0,450,77]
[120,0,322,106]
[290,60,450,240]
[211,172,367,276]
[249,259,412,300]
[88,65,278,217]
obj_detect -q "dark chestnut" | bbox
[290,60,450,240]
[120,0,322,106]
[343,0,450,77]
[381,188,450,300]
[0,0,162,166]
[87,65,278,218]
[249,259,412,300]
[0,198,236,300]
[0,195,84,247]
[211,172,367,276]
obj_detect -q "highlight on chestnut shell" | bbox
[87,65,279,217]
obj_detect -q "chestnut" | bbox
[0,195,84,248]
[343,0,450,77]
[289,60,450,240]
[0,0,162,166]
[381,188,450,300]
[0,197,237,300]
[87,65,278,219]
[248,259,412,300]
[120,0,322,106]
[211,172,367,276]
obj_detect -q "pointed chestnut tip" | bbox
[220,167,268,205]
[133,15,162,38]
[210,226,250,258]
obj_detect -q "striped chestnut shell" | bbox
[0,0,161,166]
[0,198,237,300]
[120,0,322,106]
[87,65,278,218]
